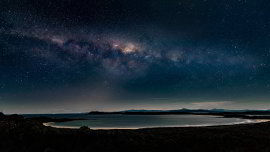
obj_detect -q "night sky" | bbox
[1,0,270,113]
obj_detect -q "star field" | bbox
[0,0,270,113]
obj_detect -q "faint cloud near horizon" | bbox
[191,101,235,109]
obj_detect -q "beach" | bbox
[43,118,267,130]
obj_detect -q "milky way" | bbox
[0,0,270,113]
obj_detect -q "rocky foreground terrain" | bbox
[1,113,270,152]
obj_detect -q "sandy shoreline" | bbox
[43,119,270,130]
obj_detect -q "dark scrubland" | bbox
[1,112,270,152]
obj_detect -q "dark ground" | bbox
[1,113,270,152]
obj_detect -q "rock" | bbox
[79,126,91,131]
[0,112,5,119]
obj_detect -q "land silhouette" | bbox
[1,111,270,152]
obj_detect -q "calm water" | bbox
[25,114,254,129]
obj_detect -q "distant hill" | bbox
[88,109,270,115]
